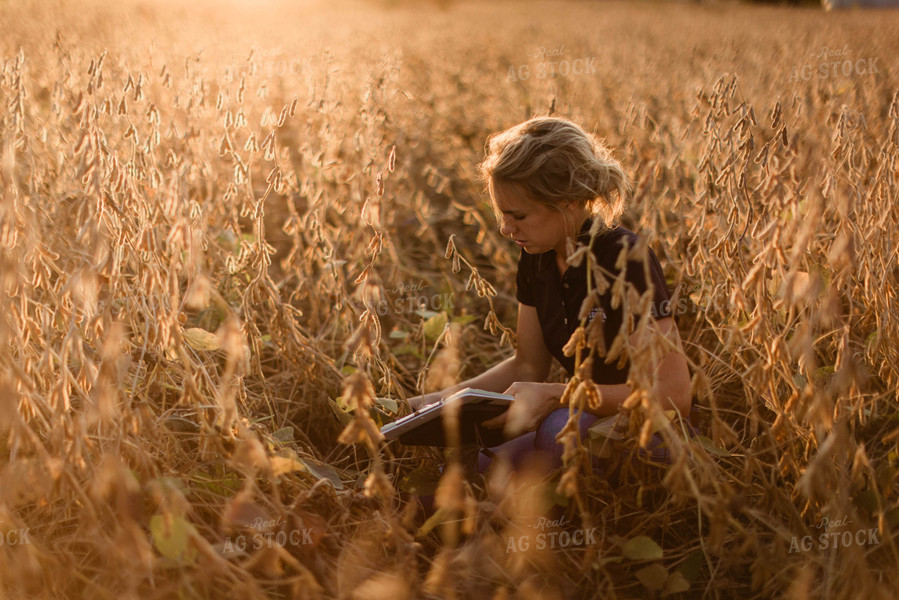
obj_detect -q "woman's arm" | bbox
[409,304,552,410]
[485,316,692,434]
[624,316,692,415]
[574,317,691,418]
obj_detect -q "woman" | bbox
[411,116,691,472]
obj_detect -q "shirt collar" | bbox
[576,216,594,240]
[534,217,596,277]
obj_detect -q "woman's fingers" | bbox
[481,411,508,429]
[503,401,532,436]
[502,382,519,395]
[485,383,520,428]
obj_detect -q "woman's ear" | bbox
[563,201,586,231]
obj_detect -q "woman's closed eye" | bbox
[499,214,525,229]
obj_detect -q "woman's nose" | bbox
[499,216,514,236]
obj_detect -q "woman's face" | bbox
[492,181,577,255]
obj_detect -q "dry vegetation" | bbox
[1,0,898,598]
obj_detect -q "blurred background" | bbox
[1,1,898,599]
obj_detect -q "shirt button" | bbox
[563,318,568,325]
[563,283,569,289]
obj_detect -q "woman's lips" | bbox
[515,240,527,247]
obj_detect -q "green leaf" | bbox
[302,458,344,490]
[866,331,879,350]
[150,514,197,563]
[415,308,440,320]
[374,397,398,413]
[592,556,623,569]
[329,399,353,425]
[388,330,410,340]
[622,536,664,560]
[545,481,570,507]
[272,427,294,443]
[400,465,442,495]
[416,506,453,538]
[696,435,731,457]
[368,406,388,427]
[423,312,448,340]
[884,507,899,529]
[676,549,704,583]
[452,314,477,326]
[190,469,241,496]
[814,366,835,384]
[393,344,423,358]
[635,563,668,592]
[810,263,832,290]
[853,489,881,513]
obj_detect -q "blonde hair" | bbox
[477,116,630,234]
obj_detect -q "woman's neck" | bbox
[553,209,590,261]
[553,210,590,278]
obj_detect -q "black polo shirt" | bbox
[515,218,671,384]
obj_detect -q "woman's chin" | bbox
[514,239,544,253]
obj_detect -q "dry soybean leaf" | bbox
[635,563,668,592]
[271,456,306,477]
[183,327,221,351]
[588,414,626,441]
[663,571,691,596]
[150,514,198,563]
[223,493,270,530]
[622,536,663,560]
[352,573,409,600]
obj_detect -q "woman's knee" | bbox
[535,409,600,452]
[534,409,572,451]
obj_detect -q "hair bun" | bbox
[479,116,629,229]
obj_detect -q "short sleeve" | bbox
[515,249,536,306]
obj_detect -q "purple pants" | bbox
[477,408,676,474]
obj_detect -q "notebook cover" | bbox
[381,388,513,447]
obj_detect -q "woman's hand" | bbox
[482,382,566,436]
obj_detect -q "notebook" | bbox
[380,388,514,447]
